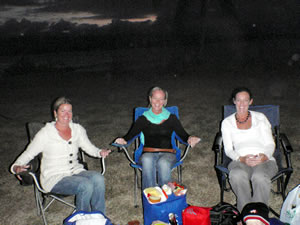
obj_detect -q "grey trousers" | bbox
[228,160,278,212]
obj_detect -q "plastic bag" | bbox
[63,211,112,225]
[182,206,212,225]
[280,184,300,225]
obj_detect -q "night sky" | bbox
[0,0,158,26]
[0,0,299,56]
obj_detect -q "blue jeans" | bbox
[139,152,177,189]
[51,170,105,213]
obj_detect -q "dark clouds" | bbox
[1,0,157,19]
[0,0,37,6]
[0,0,299,38]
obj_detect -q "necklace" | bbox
[235,111,251,124]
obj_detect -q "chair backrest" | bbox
[134,106,179,121]
[27,122,45,141]
[224,105,280,129]
[223,105,282,169]
[17,122,45,186]
[133,106,180,163]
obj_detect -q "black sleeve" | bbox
[123,116,146,141]
[171,115,190,142]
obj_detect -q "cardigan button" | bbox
[68,141,72,144]
[70,153,73,157]
[69,160,72,164]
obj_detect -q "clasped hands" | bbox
[240,153,269,167]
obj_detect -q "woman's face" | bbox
[54,104,73,126]
[234,91,253,114]
[150,90,166,114]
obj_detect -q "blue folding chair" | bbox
[212,105,293,217]
[112,106,191,207]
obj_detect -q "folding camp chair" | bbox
[212,105,293,217]
[23,121,106,225]
[112,106,191,207]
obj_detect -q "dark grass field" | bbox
[0,39,299,224]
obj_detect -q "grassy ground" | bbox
[0,41,299,224]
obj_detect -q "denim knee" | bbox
[157,159,173,171]
[92,173,105,190]
[141,153,155,169]
[78,179,93,194]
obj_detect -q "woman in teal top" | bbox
[115,87,201,189]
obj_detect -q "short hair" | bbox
[231,87,253,102]
[148,86,168,106]
[149,86,168,100]
[52,97,71,112]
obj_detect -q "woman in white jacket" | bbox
[221,87,278,212]
[11,97,111,213]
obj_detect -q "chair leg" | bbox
[177,165,182,183]
[220,177,226,203]
[269,207,280,218]
[36,192,48,225]
[134,168,138,208]
[215,169,226,203]
[34,186,41,215]
[283,173,291,199]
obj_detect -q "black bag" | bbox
[210,202,240,225]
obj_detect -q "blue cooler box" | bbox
[143,193,188,225]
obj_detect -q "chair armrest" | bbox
[179,145,191,162]
[28,172,48,194]
[100,157,105,175]
[212,132,224,167]
[212,132,223,153]
[111,141,137,165]
[111,133,140,148]
[111,142,130,148]
[175,134,189,146]
[280,133,293,153]
[171,132,190,162]
[280,133,293,169]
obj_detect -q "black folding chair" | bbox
[212,105,293,217]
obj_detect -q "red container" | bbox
[182,206,212,225]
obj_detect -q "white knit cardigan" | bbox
[11,121,102,192]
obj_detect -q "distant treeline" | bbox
[0,17,298,56]
[0,19,204,56]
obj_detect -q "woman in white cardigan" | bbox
[221,87,278,212]
[11,97,111,213]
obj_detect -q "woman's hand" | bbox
[13,165,31,180]
[188,136,201,148]
[100,149,111,158]
[240,154,269,167]
[114,138,127,145]
[258,153,269,162]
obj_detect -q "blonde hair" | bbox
[148,86,168,106]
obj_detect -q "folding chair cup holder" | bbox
[112,106,191,207]
[212,105,293,217]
